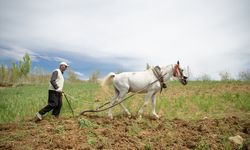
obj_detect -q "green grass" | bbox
[0,84,47,123]
[0,130,26,142]
[195,139,210,150]
[78,118,96,129]
[0,81,250,123]
[0,82,100,123]
[158,81,250,120]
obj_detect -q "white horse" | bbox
[101,61,188,119]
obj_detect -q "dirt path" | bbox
[1,115,250,150]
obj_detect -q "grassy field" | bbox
[0,81,249,123]
[0,81,250,149]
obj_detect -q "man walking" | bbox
[36,62,69,121]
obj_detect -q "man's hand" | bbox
[56,88,62,92]
[55,89,64,97]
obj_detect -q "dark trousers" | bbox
[39,90,62,117]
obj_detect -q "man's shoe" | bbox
[52,115,59,119]
[36,112,42,121]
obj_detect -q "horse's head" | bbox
[173,61,188,85]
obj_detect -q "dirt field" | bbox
[1,81,250,149]
[1,115,249,150]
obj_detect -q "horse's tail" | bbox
[101,72,116,88]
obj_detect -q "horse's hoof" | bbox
[138,115,142,120]
[108,114,113,120]
[126,112,132,118]
[153,114,160,119]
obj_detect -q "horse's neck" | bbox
[161,65,174,81]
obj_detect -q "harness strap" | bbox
[152,66,167,93]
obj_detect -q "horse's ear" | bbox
[177,61,179,65]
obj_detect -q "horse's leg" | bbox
[117,89,131,117]
[151,92,160,118]
[138,92,152,119]
[108,88,119,119]
[119,103,131,118]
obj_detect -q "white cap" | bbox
[60,62,69,67]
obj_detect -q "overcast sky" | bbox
[0,0,250,79]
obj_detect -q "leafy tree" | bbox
[10,53,32,83]
[21,53,31,77]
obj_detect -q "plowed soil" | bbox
[0,115,250,150]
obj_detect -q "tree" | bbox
[89,70,100,83]
[11,62,19,82]
[68,70,81,82]
[0,65,7,84]
[238,71,250,81]
[146,63,151,70]
[199,74,211,81]
[10,53,32,83]
[21,53,31,77]
[31,67,50,84]
[219,71,232,81]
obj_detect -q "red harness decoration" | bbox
[173,64,180,77]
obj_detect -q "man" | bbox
[35,62,69,121]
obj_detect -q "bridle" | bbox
[173,63,188,85]
[173,64,182,77]
[151,63,187,92]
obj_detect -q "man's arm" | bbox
[50,71,59,89]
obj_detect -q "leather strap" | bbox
[152,66,167,93]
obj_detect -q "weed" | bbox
[97,136,110,148]
[0,131,26,143]
[221,133,234,150]
[87,130,97,146]
[128,123,142,136]
[78,118,93,128]
[235,93,250,111]
[144,143,153,150]
[87,137,96,146]
[54,125,65,134]
[222,92,234,102]
[195,139,210,150]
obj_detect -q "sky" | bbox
[0,0,250,80]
